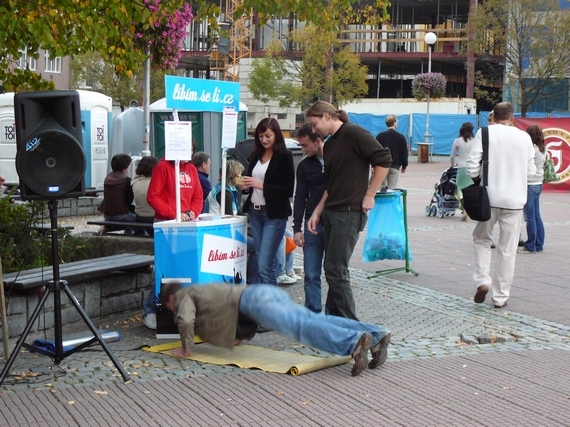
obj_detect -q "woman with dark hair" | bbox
[131,155,159,233]
[450,122,475,221]
[99,153,135,234]
[519,124,546,254]
[242,118,295,287]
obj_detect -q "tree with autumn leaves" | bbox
[1,0,390,96]
[0,0,192,92]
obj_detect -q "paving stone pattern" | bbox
[1,155,569,426]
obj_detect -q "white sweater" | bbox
[466,124,536,209]
[528,145,546,186]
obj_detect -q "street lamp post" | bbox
[424,32,437,146]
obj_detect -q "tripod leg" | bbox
[0,286,52,386]
[62,284,131,382]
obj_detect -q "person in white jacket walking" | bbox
[466,102,536,309]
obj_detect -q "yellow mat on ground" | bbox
[144,341,351,376]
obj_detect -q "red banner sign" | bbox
[514,117,570,192]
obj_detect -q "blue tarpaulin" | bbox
[348,111,570,156]
[410,114,477,154]
[349,112,475,155]
[349,113,410,142]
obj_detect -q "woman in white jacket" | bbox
[519,125,546,254]
[450,122,475,220]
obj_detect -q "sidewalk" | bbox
[1,156,569,426]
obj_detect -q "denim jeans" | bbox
[104,212,136,235]
[248,208,287,286]
[303,222,325,313]
[522,184,544,252]
[275,229,294,276]
[143,285,156,314]
[239,285,390,356]
[322,209,367,320]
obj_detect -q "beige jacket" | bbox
[174,284,245,352]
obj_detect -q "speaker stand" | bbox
[0,200,130,386]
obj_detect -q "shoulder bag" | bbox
[461,127,491,222]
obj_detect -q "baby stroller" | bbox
[425,167,460,218]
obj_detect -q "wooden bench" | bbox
[87,220,153,235]
[2,253,154,291]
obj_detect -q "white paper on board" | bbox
[221,107,238,149]
[165,121,192,161]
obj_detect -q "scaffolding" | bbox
[220,0,253,82]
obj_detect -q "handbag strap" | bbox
[481,126,489,187]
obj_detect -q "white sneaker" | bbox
[142,313,157,330]
[277,274,297,285]
[286,271,302,281]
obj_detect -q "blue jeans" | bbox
[239,285,390,356]
[104,212,136,235]
[523,184,545,252]
[304,222,325,313]
[322,209,367,320]
[275,229,294,276]
[143,285,156,315]
[248,208,287,286]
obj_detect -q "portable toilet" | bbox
[149,98,248,158]
[149,99,247,191]
[0,92,17,185]
[77,90,112,190]
[110,106,144,162]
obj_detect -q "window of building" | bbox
[18,50,37,71]
[45,52,62,73]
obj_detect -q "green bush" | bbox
[0,195,90,274]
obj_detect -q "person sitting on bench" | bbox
[160,282,392,377]
[131,155,159,236]
[97,154,136,235]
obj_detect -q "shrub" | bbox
[412,72,447,100]
[0,195,90,274]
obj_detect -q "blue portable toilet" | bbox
[77,90,112,190]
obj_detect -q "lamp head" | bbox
[424,32,437,46]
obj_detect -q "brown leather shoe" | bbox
[369,332,391,369]
[351,333,372,377]
[494,302,508,309]
[474,285,489,304]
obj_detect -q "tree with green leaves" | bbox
[70,52,170,111]
[249,26,369,109]
[467,0,570,116]
[70,52,142,112]
[0,0,192,91]
[233,0,389,30]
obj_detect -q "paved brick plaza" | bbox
[1,155,569,426]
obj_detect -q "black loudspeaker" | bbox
[14,90,86,200]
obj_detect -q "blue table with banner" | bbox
[153,216,248,338]
[363,189,418,278]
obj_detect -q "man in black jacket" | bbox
[375,115,408,189]
[306,101,392,320]
[293,124,326,313]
